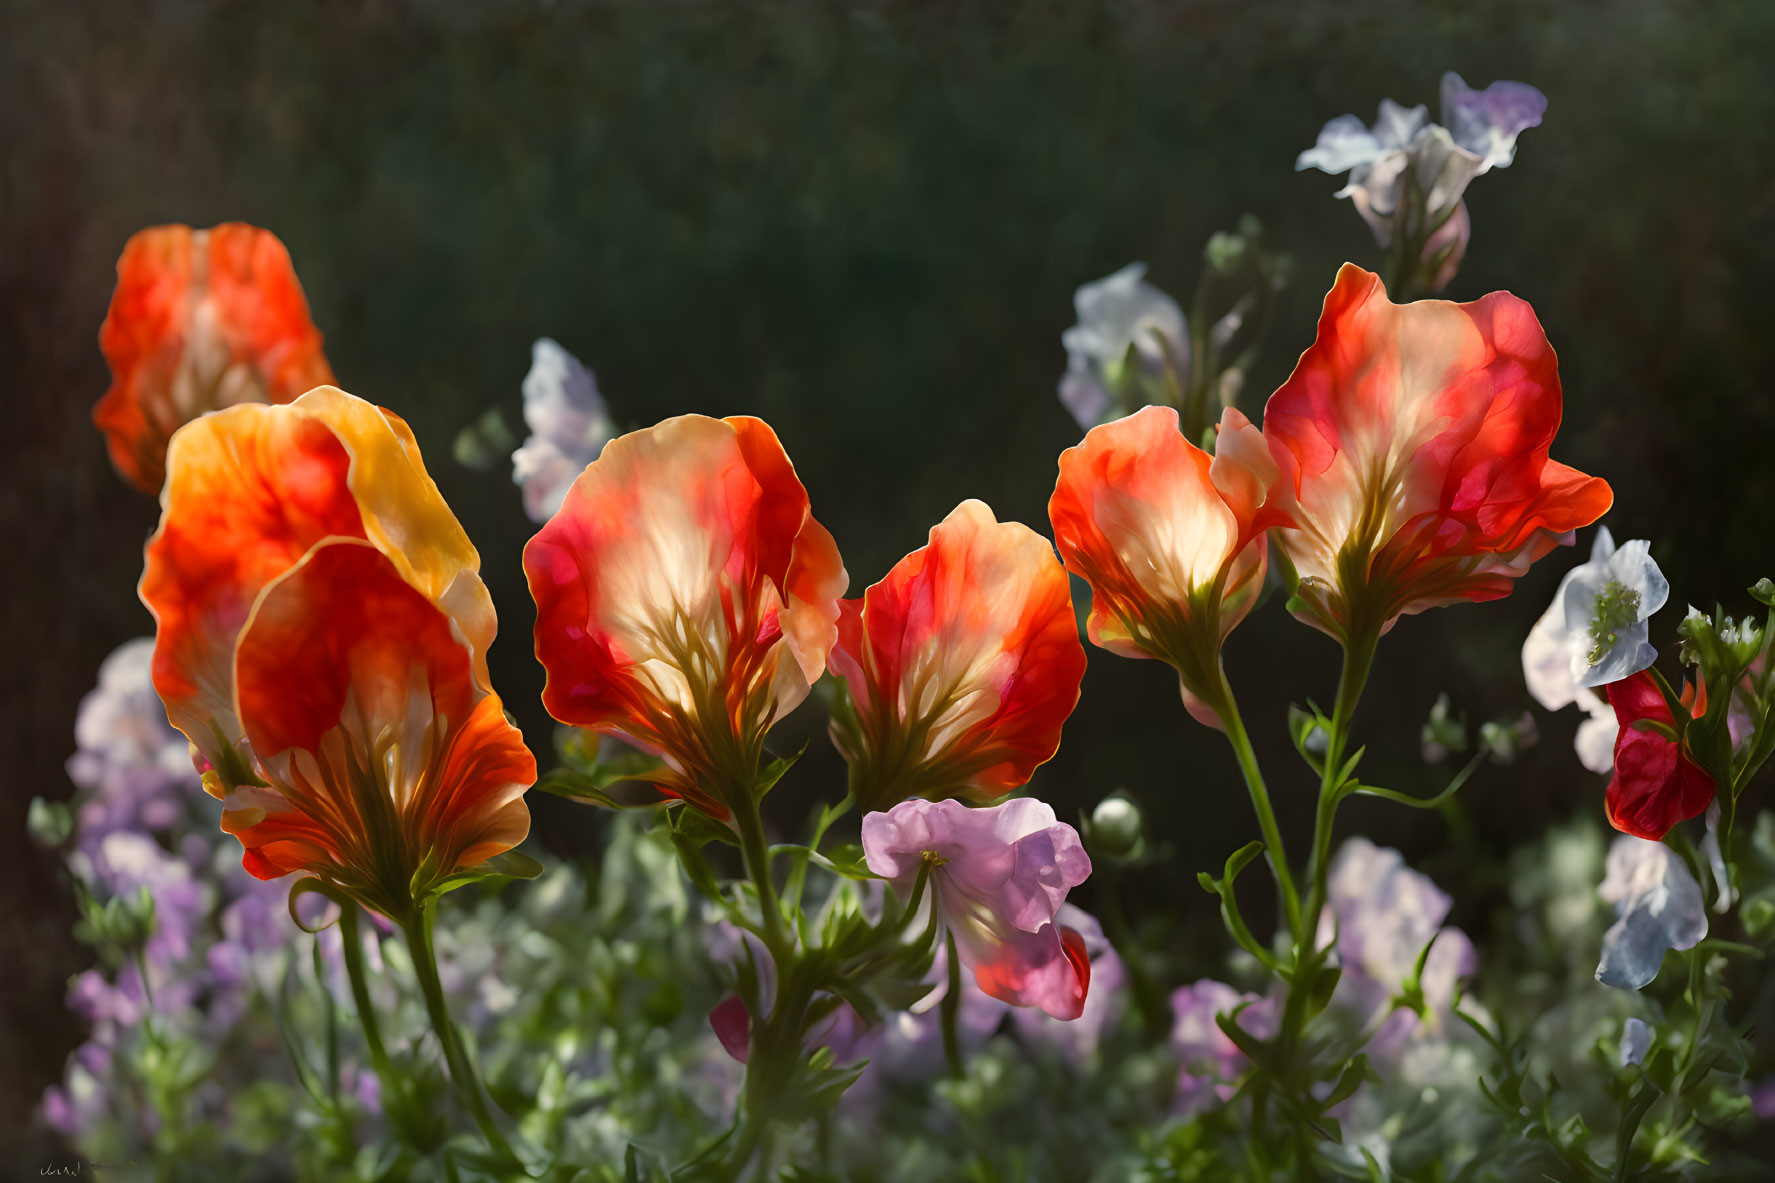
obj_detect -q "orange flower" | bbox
[224,540,532,906]
[524,415,847,817]
[827,500,1086,810]
[1262,264,1612,642]
[1048,404,1289,726]
[95,223,335,492]
[140,386,495,796]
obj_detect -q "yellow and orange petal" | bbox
[226,539,532,900]
[1049,405,1281,673]
[140,387,493,782]
[828,499,1085,808]
[525,414,847,815]
[1262,264,1613,640]
[95,224,335,492]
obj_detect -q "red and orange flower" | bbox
[1261,264,1612,642]
[95,223,336,493]
[827,499,1086,809]
[140,387,530,908]
[524,414,847,818]
[1049,404,1290,726]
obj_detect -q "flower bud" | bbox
[1085,794,1145,861]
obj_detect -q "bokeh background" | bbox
[6,0,1774,1155]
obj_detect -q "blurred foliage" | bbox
[7,0,1775,1152]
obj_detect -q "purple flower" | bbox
[862,797,1093,1019]
[1296,74,1545,249]
[1440,73,1548,171]
[66,638,201,848]
[1318,838,1475,1056]
[1170,980,1275,1115]
[1012,905,1126,1062]
[1596,835,1706,990]
[511,337,615,522]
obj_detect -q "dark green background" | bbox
[6,0,1774,1151]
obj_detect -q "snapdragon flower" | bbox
[1296,74,1545,277]
[862,797,1092,1019]
[512,338,616,523]
[1057,263,1188,431]
[828,499,1085,809]
[1596,834,1707,990]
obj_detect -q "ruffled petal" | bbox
[1263,265,1612,638]
[829,500,1085,807]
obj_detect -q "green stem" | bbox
[400,900,520,1166]
[1275,624,1379,1143]
[731,789,793,967]
[339,906,393,1073]
[1213,667,1302,943]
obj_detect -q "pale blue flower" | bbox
[1619,1017,1651,1067]
[1596,836,1706,990]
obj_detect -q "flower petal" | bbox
[1604,672,1714,840]
[525,414,845,814]
[228,539,532,895]
[1263,265,1612,638]
[830,499,1085,807]
[95,224,334,492]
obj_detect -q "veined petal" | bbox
[95,224,334,492]
[229,540,533,898]
[140,388,495,778]
[830,500,1085,807]
[140,404,366,772]
[1263,264,1612,639]
[1050,405,1282,716]
[525,414,845,813]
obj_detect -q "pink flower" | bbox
[862,798,1092,1019]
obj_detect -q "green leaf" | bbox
[431,849,547,895]
[753,742,808,799]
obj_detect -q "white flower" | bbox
[1595,836,1706,991]
[1524,527,1665,771]
[1619,1017,1651,1067]
[1057,263,1188,431]
[1296,73,1545,247]
[511,338,615,523]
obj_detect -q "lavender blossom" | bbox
[512,337,615,523]
[66,637,201,848]
[1170,980,1275,1115]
